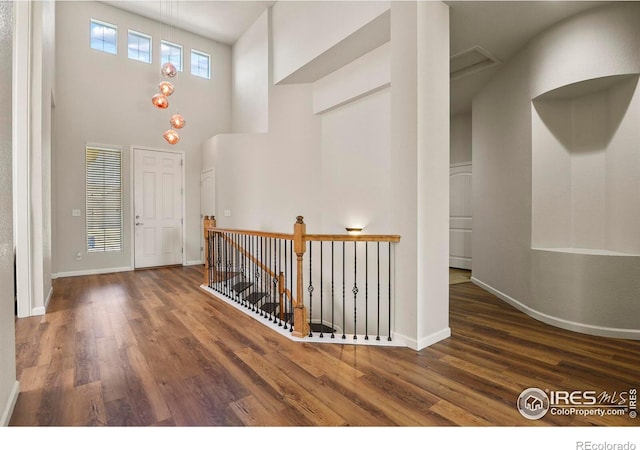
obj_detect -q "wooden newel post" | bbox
[292,216,310,338]
[203,215,217,286]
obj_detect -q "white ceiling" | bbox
[103,0,615,114]
[101,1,276,45]
[447,1,611,114]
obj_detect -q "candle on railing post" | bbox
[292,216,310,338]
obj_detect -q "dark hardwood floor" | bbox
[10,266,640,426]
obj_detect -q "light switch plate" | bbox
[224,209,231,217]
[72,209,81,217]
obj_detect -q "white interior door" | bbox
[450,163,472,270]
[200,169,215,263]
[134,148,184,268]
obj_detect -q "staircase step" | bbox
[232,281,253,294]
[214,271,240,282]
[310,323,335,333]
[259,303,293,323]
[260,302,279,314]
[245,292,268,305]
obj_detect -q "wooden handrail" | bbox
[204,226,294,241]
[203,215,400,340]
[305,234,401,243]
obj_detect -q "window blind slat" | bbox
[86,147,123,253]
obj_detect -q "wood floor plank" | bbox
[125,345,173,423]
[235,346,349,426]
[10,265,640,426]
[228,395,290,426]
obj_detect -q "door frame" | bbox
[130,145,186,269]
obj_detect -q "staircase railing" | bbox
[203,216,400,343]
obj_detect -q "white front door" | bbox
[134,148,184,268]
[200,169,215,263]
[450,163,472,270]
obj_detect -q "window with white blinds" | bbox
[86,146,123,252]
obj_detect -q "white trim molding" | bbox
[394,327,451,351]
[52,266,133,279]
[13,0,33,319]
[0,381,20,426]
[185,260,203,266]
[471,277,640,341]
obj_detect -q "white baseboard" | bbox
[471,277,640,341]
[185,260,203,266]
[449,256,472,270]
[394,327,452,351]
[52,266,133,279]
[1,381,20,426]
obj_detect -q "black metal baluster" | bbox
[308,242,313,337]
[365,242,369,340]
[277,238,282,326]
[331,242,335,339]
[289,240,293,333]
[353,241,358,340]
[258,236,264,315]
[219,232,224,295]
[229,232,233,297]
[220,232,224,294]
[235,233,239,296]
[230,232,234,299]
[223,232,228,297]
[320,241,324,338]
[377,242,380,341]
[229,232,234,297]
[269,238,278,323]
[342,241,346,340]
[388,242,392,341]
[214,232,219,294]
[283,239,288,330]
[244,233,248,305]
[207,231,212,288]
[236,233,240,288]
[252,234,257,309]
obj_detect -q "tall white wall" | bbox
[207,82,323,232]
[0,0,18,425]
[473,2,640,338]
[232,8,269,133]
[54,1,231,275]
[319,88,391,234]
